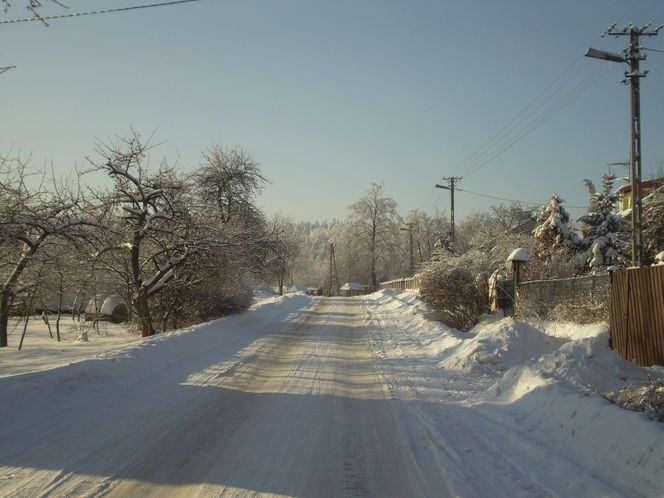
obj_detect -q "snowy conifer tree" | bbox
[578,172,629,270]
[533,193,579,249]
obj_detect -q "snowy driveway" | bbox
[0,294,661,497]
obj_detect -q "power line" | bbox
[450,58,584,177]
[447,1,659,181]
[461,65,610,178]
[0,0,206,25]
[456,187,589,210]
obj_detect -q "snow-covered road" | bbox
[1,294,662,497]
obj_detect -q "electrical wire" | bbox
[461,65,611,178]
[450,57,585,177]
[445,1,660,182]
[0,0,206,24]
[456,187,589,210]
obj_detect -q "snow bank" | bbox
[486,363,664,494]
[440,318,566,373]
[364,289,465,360]
[363,289,664,495]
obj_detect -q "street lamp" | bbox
[584,47,625,63]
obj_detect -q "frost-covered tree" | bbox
[193,145,267,225]
[533,193,579,249]
[643,185,664,263]
[88,134,208,337]
[0,157,98,348]
[348,183,399,290]
[578,172,629,270]
[265,216,301,295]
[403,209,449,263]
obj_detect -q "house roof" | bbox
[340,282,367,291]
[617,178,664,194]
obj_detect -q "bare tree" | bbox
[265,216,300,295]
[87,134,275,337]
[403,209,449,264]
[0,156,98,347]
[87,133,204,337]
[348,183,399,291]
[194,145,267,224]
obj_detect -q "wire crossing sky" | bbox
[2,0,664,221]
[0,0,206,25]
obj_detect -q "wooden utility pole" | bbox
[435,176,461,244]
[586,22,663,266]
[328,243,340,296]
[400,223,415,275]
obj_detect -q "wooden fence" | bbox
[610,265,664,366]
[379,276,420,291]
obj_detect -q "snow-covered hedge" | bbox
[419,253,485,331]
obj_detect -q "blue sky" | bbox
[2,0,664,222]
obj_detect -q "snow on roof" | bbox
[101,295,126,316]
[340,282,366,291]
[507,248,529,262]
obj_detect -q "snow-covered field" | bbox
[0,289,663,497]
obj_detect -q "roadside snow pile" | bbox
[364,289,465,359]
[364,289,664,495]
[541,321,608,341]
[440,318,566,373]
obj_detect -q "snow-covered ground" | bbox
[1,289,663,497]
[0,293,287,378]
[0,316,140,377]
[363,289,664,496]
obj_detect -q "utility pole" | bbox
[435,176,461,244]
[328,243,340,296]
[586,22,663,266]
[400,223,415,275]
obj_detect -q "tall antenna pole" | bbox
[435,176,461,244]
[586,22,663,266]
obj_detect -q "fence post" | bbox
[507,248,529,317]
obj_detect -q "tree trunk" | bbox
[42,309,53,339]
[136,292,155,337]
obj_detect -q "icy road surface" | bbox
[0,295,656,497]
